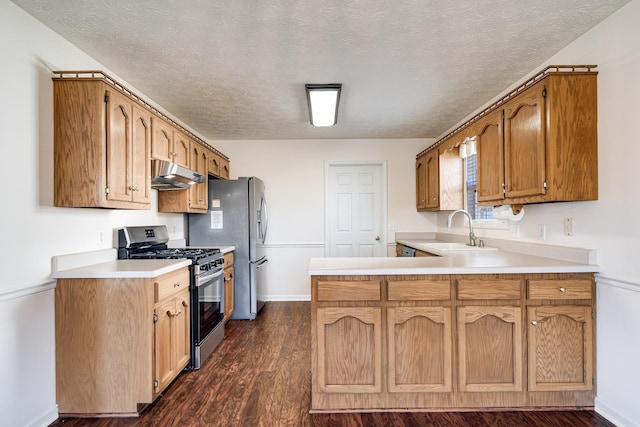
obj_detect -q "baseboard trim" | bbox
[267,295,311,302]
[595,397,637,427]
[28,404,58,427]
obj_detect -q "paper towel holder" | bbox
[511,204,523,215]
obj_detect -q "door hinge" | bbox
[153,313,158,323]
[104,93,109,103]
[542,88,547,98]
[154,379,158,389]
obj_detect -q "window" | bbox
[465,153,494,220]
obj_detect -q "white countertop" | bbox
[52,259,192,279]
[309,243,600,276]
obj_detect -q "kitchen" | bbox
[1,1,639,426]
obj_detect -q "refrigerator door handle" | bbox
[252,256,268,267]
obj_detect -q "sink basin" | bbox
[418,242,497,252]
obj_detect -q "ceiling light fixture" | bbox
[305,84,342,127]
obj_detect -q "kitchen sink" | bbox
[417,242,497,252]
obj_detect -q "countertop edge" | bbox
[52,259,192,279]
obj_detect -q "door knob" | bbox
[375,236,381,241]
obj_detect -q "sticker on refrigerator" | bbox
[210,210,223,229]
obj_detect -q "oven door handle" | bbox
[196,267,224,287]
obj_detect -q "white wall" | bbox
[434,2,640,425]
[0,1,195,425]
[214,139,436,299]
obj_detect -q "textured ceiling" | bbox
[12,0,630,140]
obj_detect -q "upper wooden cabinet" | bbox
[53,79,151,209]
[477,70,598,205]
[157,140,209,213]
[419,66,598,209]
[416,140,464,212]
[150,121,190,168]
[53,70,230,211]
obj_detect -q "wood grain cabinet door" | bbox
[476,108,505,203]
[174,290,191,371]
[503,83,546,200]
[458,306,523,392]
[172,130,191,168]
[424,150,440,209]
[415,154,427,209]
[154,298,176,396]
[316,307,382,394]
[189,142,209,211]
[105,89,133,203]
[387,307,452,392]
[131,105,151,204]
[151,117,173,162]
[527,305,593,391]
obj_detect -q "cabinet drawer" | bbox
[528,279,592,299]
[457,279,521,300]
[317,280,381,301]
[223,251,234,266]
[154,268,190,302]
[388,280,450,300]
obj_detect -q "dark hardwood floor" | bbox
[51,302,615,427]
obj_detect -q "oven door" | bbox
[193,267,224,345]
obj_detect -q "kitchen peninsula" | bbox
[308,241,598,412]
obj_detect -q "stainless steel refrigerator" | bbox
[188,177,268,320]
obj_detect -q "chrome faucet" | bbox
[446,209,477,247]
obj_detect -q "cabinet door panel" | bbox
[154,299,175,395]
[174,291,191,370]
[416,155,427,209]
[388,307,451,392]
[131,106,151,204]
[172,131,190,168]
[317,307,382,393]
[105,90,132,203]
[151,117,173,162]
[458,306,523,392]
[476,109,504,202]
[504,85,546,199]
[528,305,593,391]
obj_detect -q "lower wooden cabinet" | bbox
[457,306,523,392]
[55,267,190,416]
[387,307,451,392]
[223,251,235,322]
[527,305,593,391]
[153,287,190,397]
[316,307,382,393]
[311,272,595,411]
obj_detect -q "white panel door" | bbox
[326,162,386,257]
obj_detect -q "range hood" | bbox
[151,159,205,190]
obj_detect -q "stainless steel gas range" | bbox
[117,225,225,370]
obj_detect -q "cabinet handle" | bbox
[432,197,437,201]
[182,300,188,308]
[175,309,182,316]
[174,282,181,288]
[531,320,538,326]
[559,287,566,293]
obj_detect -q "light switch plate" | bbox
[564,218,575,236]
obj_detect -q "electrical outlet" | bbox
[98,231,104,244]
[389,222,398,231]
[538,224,546,241]
[510,224,520,238]
[564,218,575,236]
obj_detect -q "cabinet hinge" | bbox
[501,183,506,195]
[542,88,547,98]
[153,313,158,323]
[105,186,110,195]
[543,181,548,190]
[154,379,158,389]
[104,93,109,103]
[592,310,594,319]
